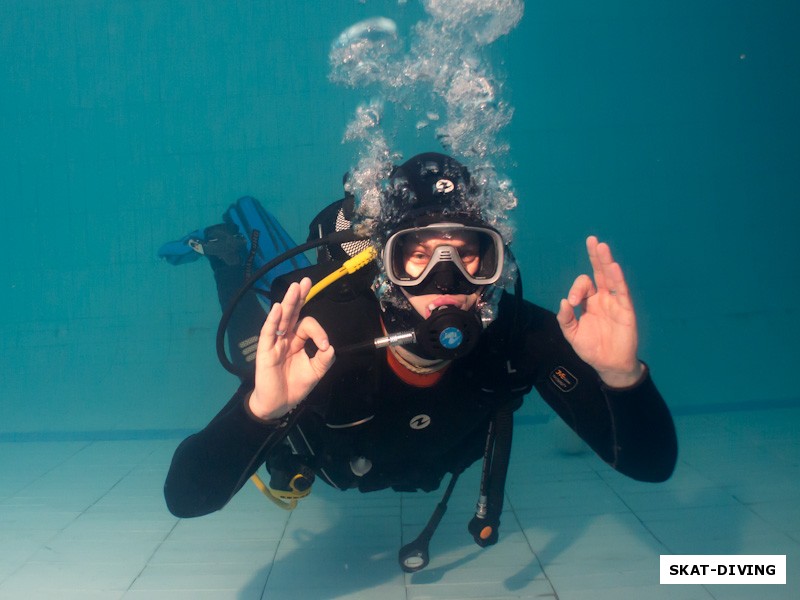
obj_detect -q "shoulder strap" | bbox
[307,194,372,264]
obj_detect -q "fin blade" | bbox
[224,196,311,290]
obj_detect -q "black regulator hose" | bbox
[216,230,366,378]
[398,470,462,573]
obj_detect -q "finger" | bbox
[595,240,616,290]
[275,280,307,336]
[594,241,633,304]
[289,316,331,355]
[586,235,608,291]
[256,302,284,359]
[271,285,295,338]
[285,277,313,333]
[261,302,282,340]
[566,274,596,307]
[298,276,312,300]
[605,260,634,308]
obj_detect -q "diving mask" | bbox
[383,223,505,295]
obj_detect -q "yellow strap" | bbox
[250,474,299,511]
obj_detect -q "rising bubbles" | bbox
[329,0,524,242]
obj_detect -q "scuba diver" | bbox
[161,152,677,572]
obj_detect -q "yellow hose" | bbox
[305,245,377,302]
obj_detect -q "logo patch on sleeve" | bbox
[549,367,578,392]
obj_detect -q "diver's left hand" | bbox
[556,236,645,388]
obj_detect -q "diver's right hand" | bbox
[248,277,335,421]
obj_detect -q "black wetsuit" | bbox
[164,262,678,519]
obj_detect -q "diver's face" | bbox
[400,232,482,318]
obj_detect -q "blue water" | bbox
[1,0,798,435]
[0,1,798,598]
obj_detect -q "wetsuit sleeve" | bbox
[596,368,678,480]
[524,304,678,482]
[163,382,289,517]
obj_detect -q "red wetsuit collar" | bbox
[380,317,449,388]
[385,345,449,388]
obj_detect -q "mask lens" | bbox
[384,224,503,288]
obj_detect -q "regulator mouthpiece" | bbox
[342,306,482,359]
[413,306,482,359]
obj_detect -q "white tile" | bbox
[58,509,177,537]
[0,409,796,600]
[263,547,403,593]
[274,509,402,554]
[122,591,250,600]
[148,538,279,566]
[725,475,800,504]
[555,584,715,600]
[268,583,406,600]
[406,579,553,599]
[611,481,740,513]
[0,561,140,594]
[701,584,797,600]
[747,499,800,531]
[0,506,81,531]
[128,562,267,593]
[506,477,630,518]
[0,591,124,600]
[635,503,784,553]
[166,510,287,543]
[28,531,164,564]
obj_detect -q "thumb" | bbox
[556,298,578,340]
[309,345,336,378]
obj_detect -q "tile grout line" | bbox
[594,462,721,600]
[125,518,181,594]
[0,442,154,588]
[0,440,150,593]
[0,440,95,502]
[121,442,184,595]
[504,489,560,600]
[258,504,297,599]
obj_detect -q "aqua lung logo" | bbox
[439,327,463,349]
[409,414,431,430]
[435,179,455,194]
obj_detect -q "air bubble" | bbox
[330,18,402,88]
[330,0,524,242]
